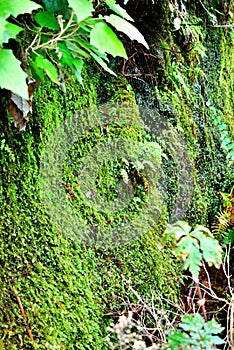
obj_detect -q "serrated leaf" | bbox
[0,19,23,45]
[67,0,93,23]
[35,12,60,30]
[0,49,28,99]
[35,55,59,84]
[105,0,134,21]
[104,14,149,49]
[193,225,212,237]
[200,236,222,268]
[176,237,202,279]
[167,330,191,345]
[90,22,127,59]
[0,0,41,19]
[90,52,116,76]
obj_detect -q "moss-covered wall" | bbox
[123,0,234,227]
[0,1,233,349]
[0,66,182,349]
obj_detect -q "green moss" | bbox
[1,2,233,347]
[0,66,182,348]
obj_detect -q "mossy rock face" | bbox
[0,1,233,348]
[0,68,182,349]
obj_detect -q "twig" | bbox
[194,281,208,322]
[12,285,34,342]
[122,275,159,324]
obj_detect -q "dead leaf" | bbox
[7,81,38,131]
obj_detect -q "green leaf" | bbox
[0,49,28,99]
[35,55,59,84]
[90,22,127,59]
[0,0,41,19]
[166,315,224,349]
[72,58,83,85]
[200,236,222,268]
[105,0,134,21]
[221,137,231,148]
[219,123,227,130]
[0,19,23,45]
[220,130,229,139]
[192,225,212,237]
[67,0,93,23]
[176,237,202,279]
[74,36,108,60]
[180,314,204,332]
[35,12,60,30]
[41,0,67,13]
[29,59,45,82]
[57,42,74,67]
[90,52,116,76]
[104,14,149,49]
[65,40,90,59]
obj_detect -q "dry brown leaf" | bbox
[7,81,38,131]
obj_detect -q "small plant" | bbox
[212,186,234,243]
[163,221,222,281]
[209,105,234,164]
[165,313,224,350]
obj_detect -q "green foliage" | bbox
[0,49,28,99]
[164,221,222,280]
[212,186,234,244]
[165,314,224,349]
[210,105,234,164]
[0,0,148,99]
[90,21,127,59]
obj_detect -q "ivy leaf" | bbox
[90,52,116,76]
[35,12,60,30]
[90,22,127,59]
[35,55,59,84]
[0,49,28,99]
[0,0,41,19]
[0,19,23,45]
[67,0,93,23]
[105,0,134,21]
[104,14,149,49]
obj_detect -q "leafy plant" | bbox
[209,105,234,164]
[0,0,149,100]
[165,313,224,350]
[163,221,222,280]
[212,186,234,243]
